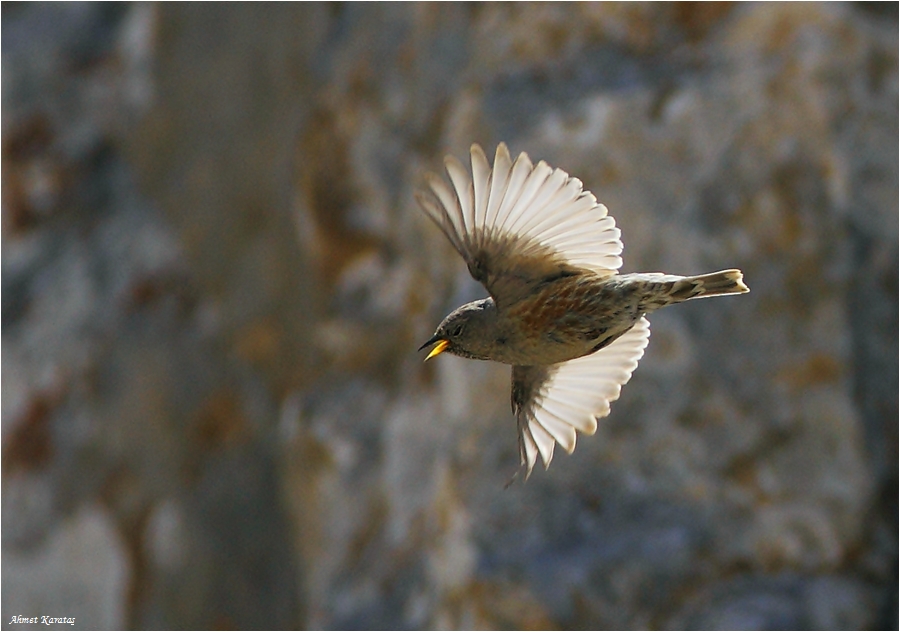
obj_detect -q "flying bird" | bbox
[417,143,748,478]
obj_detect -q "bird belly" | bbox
[498,276,642,366]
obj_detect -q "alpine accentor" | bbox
[417,143,749,478]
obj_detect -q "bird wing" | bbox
[511,317,651,476]
[416,143,623,307]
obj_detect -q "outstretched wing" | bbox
[416,143,623,308]
[511,317,651,476]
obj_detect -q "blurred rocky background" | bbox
[2,3,896,630]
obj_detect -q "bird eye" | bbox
[450,324,463,337]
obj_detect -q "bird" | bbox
[416,143,749,479]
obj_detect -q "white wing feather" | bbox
[519,317,651,475]
[430,143,623,278]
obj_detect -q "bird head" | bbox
[419,298,497,361]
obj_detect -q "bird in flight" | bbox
[417,143,749,478]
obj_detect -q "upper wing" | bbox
[512,317,651,476]
[416,143,623,307]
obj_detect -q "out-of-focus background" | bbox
[2,3,897,629]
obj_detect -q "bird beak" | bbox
[418,336,449,361]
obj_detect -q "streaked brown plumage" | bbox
[417,143,749,478]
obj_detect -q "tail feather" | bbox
[669,269,749,301]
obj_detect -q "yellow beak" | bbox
[424,339,450,361]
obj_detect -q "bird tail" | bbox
[665,269,749,302]
[634,269,748,312]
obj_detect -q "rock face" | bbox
[3,3,896,629]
